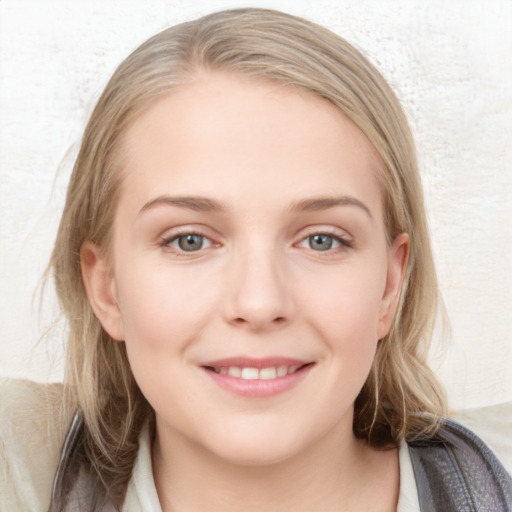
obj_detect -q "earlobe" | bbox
[377,233,410,340]
[80,241,125,341]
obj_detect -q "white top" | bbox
[125,425,421,511]
[127,424,162,510]
[397,443,421,512]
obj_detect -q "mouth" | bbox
[200,358,315,397]
[203,363,313,380]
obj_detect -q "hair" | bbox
[49,7,446,510]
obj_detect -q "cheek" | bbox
[112,260,224,407]
[300,265,385,339]
[296,263,386,386]
[114,259,222,354]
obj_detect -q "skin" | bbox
[82,72,409,511]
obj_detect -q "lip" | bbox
[200,357,314,398]
[201,356,309,369]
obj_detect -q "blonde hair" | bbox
[50,7,446,509]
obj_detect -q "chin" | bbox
[212,439,301,467]
[198,417,315,467]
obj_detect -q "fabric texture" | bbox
[409,420,512,511]
[0,379,72,512]
[398,443,421,512]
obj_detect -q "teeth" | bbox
[241,367,259,380]
[259,367,277,380]
[228,367,241,377]
[211,364,305,380]
[277,365,288,377]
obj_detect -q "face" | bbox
[82,72,408,466]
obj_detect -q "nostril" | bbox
[232,316,286,326]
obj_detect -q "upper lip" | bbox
[200,356,312,369]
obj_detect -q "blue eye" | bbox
[167,234,212,252]
[298,233,349,252]
[308,234,335,251]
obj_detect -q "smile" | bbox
[206,364,304,380]
[200,358,315,397]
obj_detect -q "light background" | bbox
[0,0,511,411]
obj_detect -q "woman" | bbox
[1,8,511,512]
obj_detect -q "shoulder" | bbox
[0,378,74,512]
[451,402,512,476]
[408,415,512,511]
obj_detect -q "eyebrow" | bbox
[139,194,372,219]
[139,195,227,214]
[289,196,373,219]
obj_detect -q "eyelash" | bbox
[159,228,353,255]
[159,229,214,255]
[296,229,353,252]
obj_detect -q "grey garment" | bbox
[409,420,512,511]
[51,414,512,511]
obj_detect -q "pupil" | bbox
[179,234,203,251]
[310,234,332,251]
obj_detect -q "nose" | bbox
[223,245,294,331]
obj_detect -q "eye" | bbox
[298,232,351,252]
[165,233,213,252]
[306,234,336,251]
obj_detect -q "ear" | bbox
[80,241,124,341]
[377,233,409,340]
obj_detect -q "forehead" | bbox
[117,72,384,219]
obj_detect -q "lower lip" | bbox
[201,365,313,398]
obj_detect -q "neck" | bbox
[151,418,399,512]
